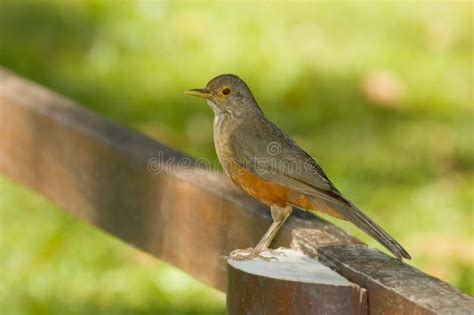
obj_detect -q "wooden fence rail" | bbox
[0,67,472,314]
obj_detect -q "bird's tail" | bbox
[322,199,411,260]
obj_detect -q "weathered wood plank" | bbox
[227,249,367,315]
[293,231,474,315]
[1,68,472,314]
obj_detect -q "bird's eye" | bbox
[222,88,232,96]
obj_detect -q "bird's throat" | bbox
[207,99,225,115]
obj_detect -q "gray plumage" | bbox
[187,73,411,260]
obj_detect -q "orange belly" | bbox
[231,166,291,207]
[228,164,345,219]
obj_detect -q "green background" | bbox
[0,1,472,314]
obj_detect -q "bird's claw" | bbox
[229,248,284,262]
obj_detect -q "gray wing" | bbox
[228,116,412,260]
[229,117,350,207]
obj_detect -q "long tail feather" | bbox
[320,199,411,260]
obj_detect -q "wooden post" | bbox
[227,249,367,315]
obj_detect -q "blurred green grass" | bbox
[0,177,225,315]
[0,0,472,313]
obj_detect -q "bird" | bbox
[185,74,411,260]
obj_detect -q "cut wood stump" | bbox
[227,249,367,315]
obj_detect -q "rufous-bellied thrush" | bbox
[185,74,410,260]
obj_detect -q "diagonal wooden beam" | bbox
[0,68,472,314]
[293,231,474,315]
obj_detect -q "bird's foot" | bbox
[229,247,286,262]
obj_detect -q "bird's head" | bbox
[185,74,261,116]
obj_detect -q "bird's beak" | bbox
[184,88,211,99]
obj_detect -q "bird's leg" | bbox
[230,206,292,261]
[254,205,293,252]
